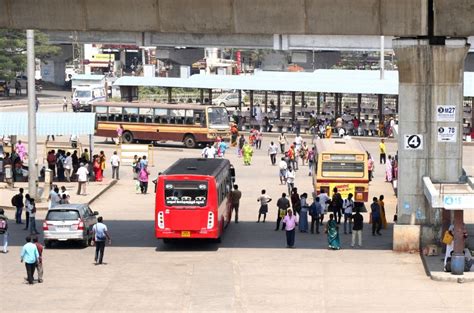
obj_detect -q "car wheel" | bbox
[183,134,196,148]
[122,131,134,144]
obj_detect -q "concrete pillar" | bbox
[378,94,384,135]
[357,93,362,121]
[393,39,469,244]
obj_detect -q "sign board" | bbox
[404,134,423,150]
[443,195,474,210]
[329,183,355,200]
[119,144,152,166]
[437,127,457,143]
[436,105,456,122]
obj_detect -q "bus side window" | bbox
[185,110,194,125]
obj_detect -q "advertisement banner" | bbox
[329,183,355,199]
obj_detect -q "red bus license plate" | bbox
[181,231,191,237]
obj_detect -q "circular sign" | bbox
[438,127,444,134]
[407,135,422,149]
[437,107,444,113]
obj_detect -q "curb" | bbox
[420,254,474,283]
[0,179,117,211]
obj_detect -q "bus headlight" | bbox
[157,211,165,229]
[207,211,214,229]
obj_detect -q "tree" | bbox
[0,29,60,81]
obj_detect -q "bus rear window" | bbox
[164,181,208,207]
[322,162,365,177]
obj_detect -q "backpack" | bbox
[0,219,7,234]
[11,194,19,207]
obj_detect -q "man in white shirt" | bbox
[294,134,303,151]
[203,145,217,159]
[76,163,89,195]
[267,141,278,165]
[285,167,296,195]
[110,151,121,180]
[64,152,73,182]
[318,188,330,226]
[343,193,354,234]
[49,187,61,209]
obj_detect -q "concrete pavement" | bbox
[1,139,473,312]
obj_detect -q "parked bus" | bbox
[312,138,369,209]
[155,158,235,242]
[91,102,230,148]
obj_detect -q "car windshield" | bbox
[75,90,91,98]
[164,181,208,207]
[207,107,229,127]
[46,210,80,221]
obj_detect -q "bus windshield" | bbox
[75,90,91,98]
[207,107,229,127]
[164,181,208,207]
[321,161,365,178]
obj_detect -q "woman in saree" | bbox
[93,155,102,182]
[326,213,340,250]
[385,155,393,182]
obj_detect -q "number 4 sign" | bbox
[404,134,423,150]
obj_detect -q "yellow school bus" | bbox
[313,138,369,204]
[92,102,230,148]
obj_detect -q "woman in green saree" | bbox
[326,213,340,250]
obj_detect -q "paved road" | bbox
[1,138,473,312]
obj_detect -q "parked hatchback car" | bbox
[43,204,99,248]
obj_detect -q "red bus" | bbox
[155,158,235,242]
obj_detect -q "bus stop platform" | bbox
[0,179,117,211]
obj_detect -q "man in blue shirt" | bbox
[371,197,382,236]
[309,197,323,234]
[20,235,39,284]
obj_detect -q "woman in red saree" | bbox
[93,155,102,182]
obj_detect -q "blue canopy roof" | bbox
[0,113,96,136]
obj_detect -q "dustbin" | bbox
[451,253,465,275]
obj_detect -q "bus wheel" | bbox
[183,134,196,148]
[122,131,134,144]
[163,238,171,244]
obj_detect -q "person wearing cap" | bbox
[76,163,89,195]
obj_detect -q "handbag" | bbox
[442,231,454,245]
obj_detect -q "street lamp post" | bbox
[26,29,38,199]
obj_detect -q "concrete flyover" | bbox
[0,0,472,37]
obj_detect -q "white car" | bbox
[212,91,246,107]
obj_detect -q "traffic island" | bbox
[0,179,117,210]
[422,253,474,283]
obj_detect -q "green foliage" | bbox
[0,29,61,81]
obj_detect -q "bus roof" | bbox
[163,158,231,177]
[92,101,215,110]
[314,138,367,154]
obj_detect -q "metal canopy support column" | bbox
[471,97,474,136]
[277,91,281,120]
[200,89,204,104]
[167,87,172,103]
[301,92,305,114]
[334,93,339,117]
[378,94,384,133]
[238,90,242,111]
[264,91,268,113]
[395,95,399,114]
[208,89,212,104]
[291,91,296,122]
[357,93,362,121]
[316,92,321,115]
[249,90,254,119]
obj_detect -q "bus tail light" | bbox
[157,212,165,229]
[207,212,214,229]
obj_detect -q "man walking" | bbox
[309,196,323,234]
[351,208,364,247]
[11,188,24,224]
[257,190,272,223]
[371,197,382,236]
[92,217,111,265]
[20,235,39,284]
[285,167,295,195]
[64,152,73,182]
[278,157,288,185]
[76,163,89,195]
[267,141,278,165]
[28,199,39,235]
[343,193,354,234]
[379,139,386,164]
[282,209,297,248]
[278,132,288,154]
[32,236,44,283]
[230,185,242,223]
[0,209,9,253]
[275,193,290,231]
[318,188,330,226]
[331,187,343,224]
[110,151,121,180]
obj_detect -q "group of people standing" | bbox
[132,155,150,194]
